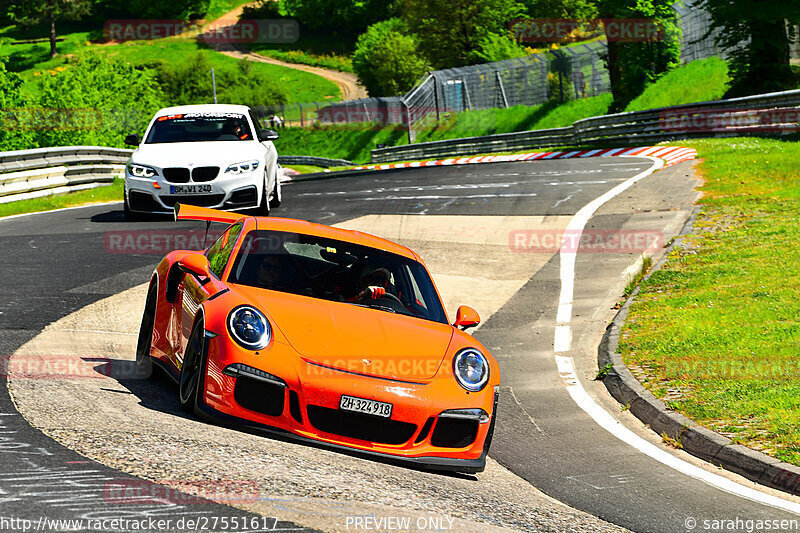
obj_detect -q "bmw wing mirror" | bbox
[124,134,140,146]
[453,305,480,331]
[261,129,279,141]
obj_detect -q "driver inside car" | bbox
[350,266,393,302]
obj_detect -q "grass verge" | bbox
[620,137,800,466]
[0,179,122,219]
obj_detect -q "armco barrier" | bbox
[0,146,132,204]
[371,88,800,163]
[277,155,354,168]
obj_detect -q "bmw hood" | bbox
[131,141,265,169]
[243,288,454,381]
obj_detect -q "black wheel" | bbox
[135,282,157,378]
[269,170,282,208]
[124,193,147,221]
[179,317,207,413]
[256,174,271,216]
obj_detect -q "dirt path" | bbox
[206,3,367,101]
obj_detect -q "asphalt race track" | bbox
[1,158,799,532]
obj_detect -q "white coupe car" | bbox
[123,104,282,219]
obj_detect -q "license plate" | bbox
[170,185,212,194]
[339,395,393,418]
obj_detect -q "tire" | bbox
[269,169,282,208]
[179,316,207,413]
[124,192,148,221]
[256,173,271,216]
[135,282,157,378]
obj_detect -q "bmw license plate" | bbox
[170,185,212,194]
[339,395,392,418]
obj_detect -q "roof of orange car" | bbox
[174,204,420,262]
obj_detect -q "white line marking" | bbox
[555,157,663,327]
[553,155,800,514]
[554,325,572,353]
[350,193,538,201]
[555,355,800,514]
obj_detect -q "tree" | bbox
[697,0,800,96]
[353,18,430,96]
[282,0,399,37]
[521,0,598,20]
[92,0,210,20]
[403,0,525,68]
[598,0,681,111]
[5,0,91,58]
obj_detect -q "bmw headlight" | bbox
[227,306,271,350]
[127,163,157,178]
[453,348,489,392]
[225,160,260,174]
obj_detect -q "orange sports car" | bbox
[136,204,500,473]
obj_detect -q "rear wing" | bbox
[173,203,247,224]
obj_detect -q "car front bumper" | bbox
[125,172,263,214]
[199,334,498,473]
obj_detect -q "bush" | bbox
[353,18,429,96]
[0,60,38,151]
[34,54,163,147]
[156,53,288,108]
[470,33,530,63]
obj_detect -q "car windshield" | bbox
[145,113,253,143]
[228,230,448,324]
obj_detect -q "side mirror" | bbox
[453,305,480,331]
[124,134,140,146]
[261,129,279,141]
[179,254,211,280]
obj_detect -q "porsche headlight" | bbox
[127,163,157,178]
[225,160,260,174]
[227,306,271,350]
[453,348,489,392]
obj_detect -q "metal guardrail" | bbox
[277,155,354,168]
[0,146,132,205]
[371,89,800,163]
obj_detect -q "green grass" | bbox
[625,57,730,112]
[1,30,340,103]
[620,137,800,465]
[205,0,252,22]
[276,126,408,163]
[0,179,123,218]
[255,49,354,72]
[283,164,326,173]
[276,95,613,162]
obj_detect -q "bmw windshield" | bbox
[145,113,254,143]
[228,230,449,324]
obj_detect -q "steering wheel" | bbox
[358,291,404,306]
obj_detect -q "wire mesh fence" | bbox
[277,2,800,143]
